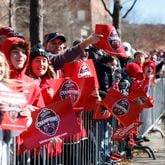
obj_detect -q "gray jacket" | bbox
[47,45,84,70]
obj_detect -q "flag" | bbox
[112,121,143,141]
[93,104,111,120]
[102,88,142,126]
[53,77,95,109]
[63,59,99,88]
[83,95,98,112]
[20,100,80,151]
[0,90,28,131]
[128,86,154,109]
[94,24,127,58]
[40,78,65,105]
[63,60,100,111]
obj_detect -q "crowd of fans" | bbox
[0,25,165,165]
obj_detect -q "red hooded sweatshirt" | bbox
[1,37,45,108]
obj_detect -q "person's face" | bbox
[151,55,157,62]
[31,56,48,77]
[115,73,121,83]
[0,56,6,81]
[46,38,64,54]
[10,46,27,70]
[108,59,118,73]
[61,43,67,52]
[108,30,120,50]
[144,65,154,76]
[134,54,145,65]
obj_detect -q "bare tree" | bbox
[101,0,138,36]
[9,0,16,28]
[30,0,43,46]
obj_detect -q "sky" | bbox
[121,0,165,24]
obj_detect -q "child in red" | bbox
[129,60,156,144]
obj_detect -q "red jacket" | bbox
[35,77,63,156]
[1,37,45,108]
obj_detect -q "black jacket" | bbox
[95,63,113,98]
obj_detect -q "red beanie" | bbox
[125,62,143,78]
[0,26,14,37]
[143,60,156,74]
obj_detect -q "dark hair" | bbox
[72,40,81,46]
[10,41,29,55]
[27,44,56,79]
[98,55,119,64]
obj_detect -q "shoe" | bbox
[107,152,123,161]
[134,137,143,144]
[143,136,150,142]
[109,155,122,161]
[126,148,133,160]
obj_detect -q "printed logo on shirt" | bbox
[112,98,129,116]
[59,79,80,106]
[36,108,60,136]
[78,62,92,78]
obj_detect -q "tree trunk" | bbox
[30,0,43,46]
[113,0,121,36]
[9,0,16,29]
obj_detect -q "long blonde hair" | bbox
[0,51,10,80]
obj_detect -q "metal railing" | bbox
[4,78,165,165]
[139,78,165,137]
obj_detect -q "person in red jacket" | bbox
[131,59,156,93]
[1,37,45,108]
[26,43,63,164]
[128,59,156,149]
[124,50,146,94]
[1,37,45,164]
[0,51,32,165]
[26,33,102,164]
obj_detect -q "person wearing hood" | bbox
[0,51,36,165]
[1,37,45,164]
[1,37,45,108]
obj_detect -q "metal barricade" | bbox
[6,78,165,165]
[139,78,165,137]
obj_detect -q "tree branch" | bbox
[101,0,113,17]
[122,0,138,18]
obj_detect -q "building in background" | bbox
[0,0,111,45]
